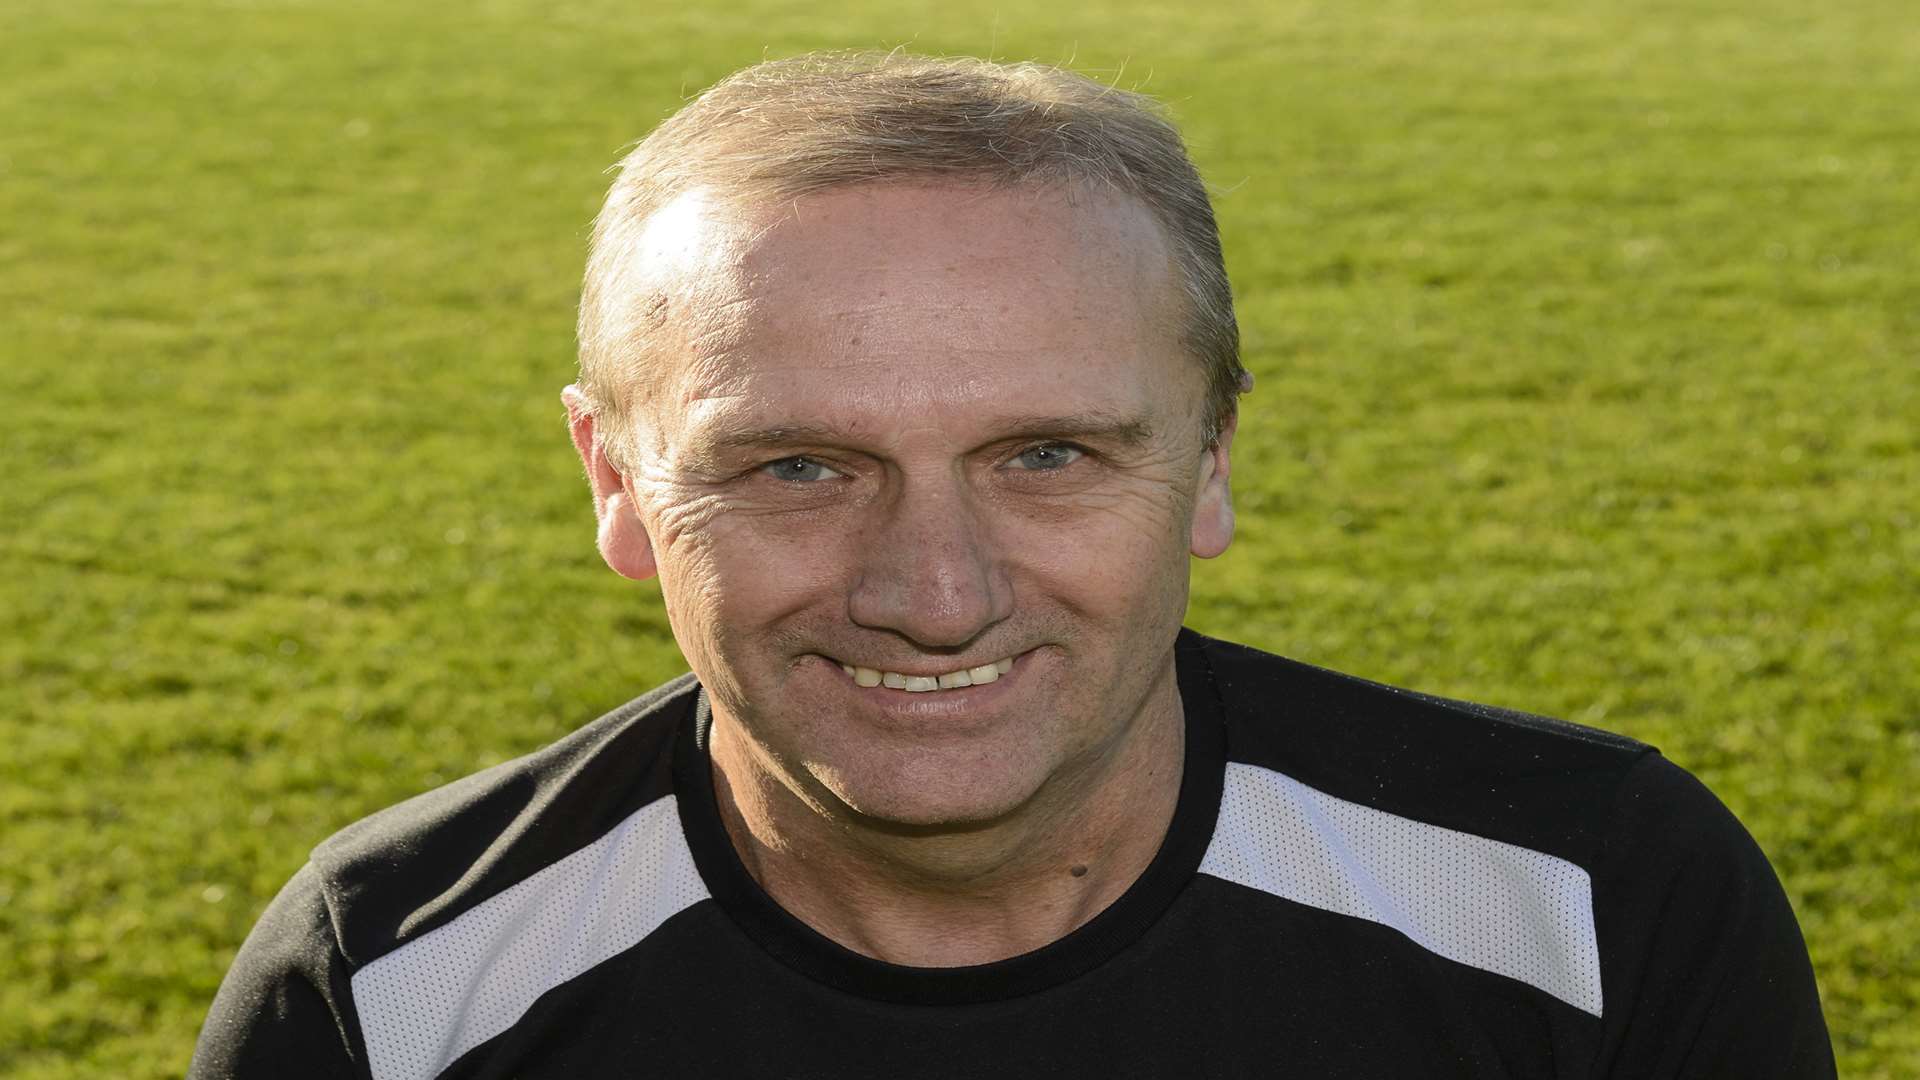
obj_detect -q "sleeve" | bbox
[187,861,365,1080]
[1589,752,1836,1079]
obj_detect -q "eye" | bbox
[1009,443,1084,471]
[761,456,843,483]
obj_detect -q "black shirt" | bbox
[189,630,1835,1078]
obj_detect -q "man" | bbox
[191,53,1834,1078]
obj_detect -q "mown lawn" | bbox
[2,0,1914,1075]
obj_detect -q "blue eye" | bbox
[762,456,840,482]
[1012,444,1083,471]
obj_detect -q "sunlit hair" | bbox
[577,51,1245,469]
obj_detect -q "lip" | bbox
[827,652,1022,684]
[808,648,1038,723]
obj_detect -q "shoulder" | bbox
[189,861,363,1078]
[1584,753,1834,1073]
[307,674,701,967]
[1180,632,1832,1070]
[1183,630,1653,864]
[1593,748,1806,945]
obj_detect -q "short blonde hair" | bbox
[577,51,1244,468]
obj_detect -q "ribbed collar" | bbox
[671,628,1227,1005]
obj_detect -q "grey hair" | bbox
[576,51,1245,469]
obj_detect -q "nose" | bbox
[847,475,1011,649]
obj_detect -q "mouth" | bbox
[830,653,1019,693]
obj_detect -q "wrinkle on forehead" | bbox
[628,182,1191,444]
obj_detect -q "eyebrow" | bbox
[691,409,1158,457]
[986,411,1157,446]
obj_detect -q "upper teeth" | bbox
[838,656,1015,692]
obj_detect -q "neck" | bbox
[707,676,1186,967]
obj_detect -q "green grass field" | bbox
[3,0,1915,1074]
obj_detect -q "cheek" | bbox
[656,511,854,644]
[1010,491,1194,614]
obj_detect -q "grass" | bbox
[3,0,1914,1074]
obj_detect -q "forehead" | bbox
[637,182,1193,447]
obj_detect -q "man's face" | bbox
[598,182,1234,828]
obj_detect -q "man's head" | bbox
[575,51,1245,475]
[566,53,1244,831]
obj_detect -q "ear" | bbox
[1190,410,1237,559]
[562,384,659,581]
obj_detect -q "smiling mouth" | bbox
[834,655,1017,693]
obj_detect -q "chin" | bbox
[816,760,1045,832]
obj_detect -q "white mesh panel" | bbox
[1200,762,1602,1016]
[351,795,711,1080]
